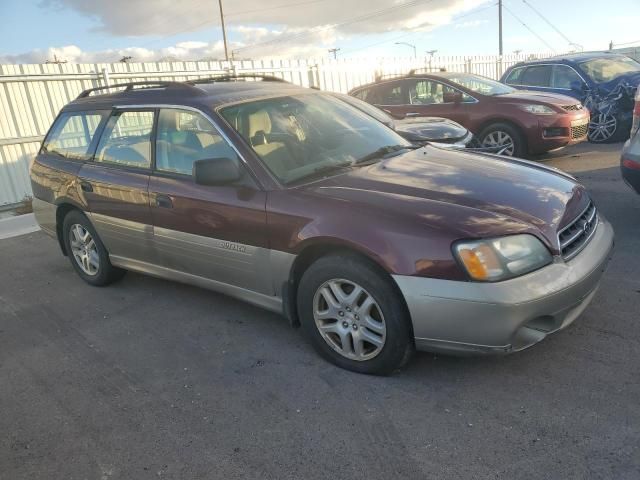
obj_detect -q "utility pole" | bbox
[218,0,229,61]
[498,0,503,56]
[328,48,340,59]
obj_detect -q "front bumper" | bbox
[527,113,589,155]
[393,216,614,355]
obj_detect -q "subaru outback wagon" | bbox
[31,76,614,374]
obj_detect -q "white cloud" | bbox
[2,0,493,63]
[454,19,488,29]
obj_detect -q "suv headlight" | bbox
[521,104,556,115]
[453,234,552,282]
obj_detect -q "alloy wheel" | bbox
[588,113,617,142]
[312,279,386,361]
[69,224,100,276]
[481,130,515,156]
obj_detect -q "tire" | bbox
[588,112,626,143]
[297,253,414,375]
[479,122,525,157]
[62,210,126,286]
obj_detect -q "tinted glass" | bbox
[440,73,515,95]
[552,65,583,89]
[408,80,474,104]
[43,111,107,160]
[376,83,406,105]
[579,56,640,83]
[220,94,410,184]
[520,65,552,87]
[95,111,154,168]
[504,67,525,85]
[156,109,238,175]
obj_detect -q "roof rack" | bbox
[77,81,196,99]
[187,74,289,85]
[373,72,408,81]
[408,67,447,76]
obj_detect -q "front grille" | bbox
[558,201,598,261]
[563,104,584,111]
[571,123,588,139]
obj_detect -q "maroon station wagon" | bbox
[30,77,614,374]
[349,72,590,158]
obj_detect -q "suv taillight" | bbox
[632,87,640,137]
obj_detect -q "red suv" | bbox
[349,72,590,157]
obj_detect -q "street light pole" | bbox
[395,42,417,58]
[218,0,229,61]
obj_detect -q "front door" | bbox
[79,108,155,263]
[148,108,270,294]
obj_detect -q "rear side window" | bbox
[520,65,552,87]
[95,110,155,168]
[42,111,108,160]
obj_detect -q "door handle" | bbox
[80,181,93,193]
[405,112,422,117]
[155,194,173,209]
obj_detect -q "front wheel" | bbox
[297,254,414,375]
[588,112,621,143]
[479,122,525,157]
[62,210,126,286]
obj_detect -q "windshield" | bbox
[578,56,640,83]
[219,94,411,185]
[442,73,516,96]
[330,92,395,126]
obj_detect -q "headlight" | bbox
[521,104,556,115]
[453,234,552,282]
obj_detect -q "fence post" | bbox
[101,67,110,87]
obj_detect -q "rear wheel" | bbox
[297,254,413,375]
[62,210,125,286]
[479,122,525,157]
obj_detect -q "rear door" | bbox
[148,107,271,294]
[78,108,155,263]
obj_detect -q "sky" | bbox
[0,0,639,63]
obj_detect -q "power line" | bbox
[520,0,575,46]
[613,39,640,47]
[338,2,497,56]
[234,0,439,53]
[226,0,326,17]
[502,3,556,52]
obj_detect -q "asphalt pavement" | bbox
[1,143,639,480]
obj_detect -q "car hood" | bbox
[394,117,469,142]
[496,90,580,105]
[302,146,588,250]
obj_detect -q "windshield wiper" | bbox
[287,162,353,184]
[354,144,419,165]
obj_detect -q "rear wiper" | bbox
[354,144,419,164]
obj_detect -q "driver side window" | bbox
[155,109,238,176]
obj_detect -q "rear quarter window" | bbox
[42,111,109,160]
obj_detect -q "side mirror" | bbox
[444,91,463,103]
[193,157,242,186]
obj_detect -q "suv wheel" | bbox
[297,254,413,375]
[588,112,619,143]
[479,122,525,157]
[62,210,125,286]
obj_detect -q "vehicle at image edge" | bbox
[329,92,475,148]
[30,76,614,375]
[501,52,640,143]
[621,87,640,194]
[348,71,590,158]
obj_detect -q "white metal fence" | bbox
[0,53,550,206]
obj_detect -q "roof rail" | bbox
[408,67,446,76]
[187,74,290,85]
[373,72,408,82]
[76,81,196,99]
